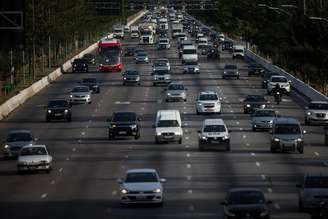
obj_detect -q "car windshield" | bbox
[275,124,301,134]
[114,29,123,33]
[157,120,179,127]
[154,70,169,75]
[308,103,328,110]
[7,132,32,142]
[83,54,94,59]
[82,78,97,83]
[245,95,266,102]
[73,59,86,64]
[154,60,168,66]
[305,177,328,188]
[199,94,218,101]
[168,84,184,90]
[234,49,244,53]
[228,191,265,205]
[137,52,147,57]
[185,61,198,65]
[125,172,158,183]
[48,100,69,108]
[112,113,136,122]
[72,87,89,92]
[20,147,47,156]
[159,40,168,43]
[204,125,226,132]
[183,49,197,54]
[271,77,287,83]
[264,73,279,80]
[225,65,237,70]
[126,71,139,75]
[253,110,275,117]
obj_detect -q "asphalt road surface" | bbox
[0,19,326,219]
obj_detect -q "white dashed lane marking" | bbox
[187,164,191,169]
[59,168,63,173]
[41,193,48,199]
[315,152,320,156]
[256,162,260,167]
[274,203,280,209]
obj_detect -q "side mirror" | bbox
[160,178,166,183]
[221,200,227,206]
[117,178,123,184]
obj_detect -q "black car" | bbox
[248,63,265,76]
[262,72,280,88]
[124,47,136,57]
[46,99,72,122]
[222,40,233,52]
[123,70,141,85]
[243,95,268,114]
[207,46,221,59]
[107,112,141,140]
[72,58,88,72]
[82,53,96,65]
[80,78,100,93]
[221,188,272,219]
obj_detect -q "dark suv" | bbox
[107,112,140,140]
[72,58,88,73]
[80,78,100,93]
[46,99,72,122]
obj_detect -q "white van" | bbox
[182,45,198,64]
[232,45,245,59]
[154,110,183,144]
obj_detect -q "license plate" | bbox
[119,131,127,135]
[136,196,147,200]
[29,166,36,170]
[55,113,62,116]
[164,136,173,139]
[212,140,220,144]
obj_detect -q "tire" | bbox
[270,147,276,153]
[298,147,304,154]
[196,110,200,115]
[178,138,182,144]
[252,127,256,132]
[135,132,140,140]
[305,119,310,125]
[108,134,114,140]
[155,137,160,144]
[226,144,231,151]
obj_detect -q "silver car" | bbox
[165,83,187,102]
[3,130,34,159]
[153,58,170,71]
[70,86,91,104]
[305,101,328,125]
[196,91,221,115]
[298,175,328,211]
[183,61,200,74]
[17,145,53,173]
[252,109,277,131]
[152,69,171,86]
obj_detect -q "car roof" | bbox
[229,188,263,193]
[155,58,169,62]
[183,45,196,49]
[21,144,47,149]
[199,91,217,95]
[203,119,225,126]
[271,75,286,78]
[127,168,157,173]
[73,86,89,89]
[8,130,32,134]
[274,117,300,124]
[309,101,328,104]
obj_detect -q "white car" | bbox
[267,75,291,94]
[165,82,187,102]
[70,86,92,104]
[113,27,124,39]
[196,91,221,115]
[118,169,165,206]
[17,145,53,173]
[305,101,328,125]
[154,110,183,144]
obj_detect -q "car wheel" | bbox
[46,117,51,122]
[226,144,231,151]
[298,147,304,154]
[123,82,125,85]
[97,89,100,94]
[135,133,140,140]
[199,144,204,151]
[252,127,256,132]
[184,99,187,102]
[196,110,200,115]
[178,138,182,144]
[270,147,276,153]
[108,134,114,140]
[305,119,310,125]
[67,117,72,122]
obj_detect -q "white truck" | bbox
[139,23,155,45]
[172,23,183,39]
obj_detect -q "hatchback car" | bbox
[297,175,328,211]
[223,64,239,79]
[123,70,141,85]
[118,169,165,206]
[80,78,100,93]
[196,91,221,115]
[305,101,328,125]
[165,83,187,102]
[252,109,277,131]
[198,119,230,151]
[243,95,268,114]
[271,117,306,153]
[17,145,53,174]
[82,53,96,65]
[46,99,72,122]
[70,86,91,104]
[107,112,141,140]
[221,188,272,219]
[3,130,34,159]
[262,72,280,88]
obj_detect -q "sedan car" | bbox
[70,86,91,104]
[46,99,72,122]
[252,109,277,131]
[17,145,53,174]
[262,72,280,88]
[183,60,200,74]
[248,63,265,76]
[123,70,141,85]
[3,130,34,159]
[152,69,171,86]
[72,58,88,73]
[153,58,170,71]
[118,169,165,206]
[196,91,221,115]
[135,51,149,64]
[223,64,239,79]
[165,83,187,102]
[221,188,272,219]
[305,101,328,125]
[243,95,268,114]
[80,78,100,93]
[107,112,140,140]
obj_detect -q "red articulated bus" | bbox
[98,38,123,72]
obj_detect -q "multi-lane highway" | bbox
[0,16,327,219]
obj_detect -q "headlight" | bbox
[197,102,202,106]
[201,136,207,140]
[4,145,9,149]
[224,71,227,74]
[64,109,69,113]
[153,188,161,193]
[83,64,86,66]
[269,120,273,123]
[260,210,269,217]
[167,93,172,96]
[296,138,303,142]
[307,112,312,116]
[130,124,137,129]
[70,95,73,98]
[273,138,280,142]
[121,189,128,194]
[87,95,90,98]
[246,104,251,108]
[100,64,103,67]
[224,208,235,217]
[47,109,52,113]
[223,135,229,140]
[123,77,127,80]
[111,124,116,128]
[260,104,266,108]
[156,132,162,136]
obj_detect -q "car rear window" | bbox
[157,120,179,127]
[204,125,226,132]
[305,177,328,188]
[274,124,301,134]
[112,113,136,122]
[48,100,68,108]
[7,133,32,142]
[228,191,265,205]
[245,95,266,102]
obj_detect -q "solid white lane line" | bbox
[256,162,260,167]
[41,193,48,199]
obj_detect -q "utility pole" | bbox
[304,0,306,15]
